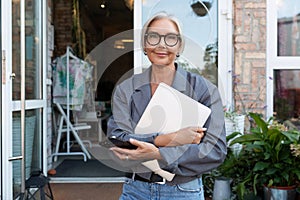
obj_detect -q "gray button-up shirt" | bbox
[107,64,227,185]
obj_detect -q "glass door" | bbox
[134,0,233,105]
[1,0,46,199]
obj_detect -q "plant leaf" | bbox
[226,131,242,141]
[267,179,274,187]
[253,162,269,171]
[266,167,277,175]
[292,169,300,181]
[282,131,300,143]
[249,113,268,133]
[230,133,261,145]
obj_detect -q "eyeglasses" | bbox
[145,32,181,47]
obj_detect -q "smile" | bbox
[155,52,168,56]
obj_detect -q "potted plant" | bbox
[230,112,300,200]
[224,108,246,135]
[223,107,246,156]
[203,132,262,200]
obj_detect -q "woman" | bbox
[107,12,226,200]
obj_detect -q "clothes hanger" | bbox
[60,46,79,60]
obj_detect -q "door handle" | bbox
[10,73,16,79]
[8,156,23,161]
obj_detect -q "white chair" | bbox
[52,103,92,162]
[75,111,105,142]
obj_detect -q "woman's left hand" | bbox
[110,139,162,161]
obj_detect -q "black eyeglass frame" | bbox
[144,32,181,47]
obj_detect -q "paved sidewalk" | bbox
[51,183,123,200]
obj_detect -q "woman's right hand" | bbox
[154,127,206,147]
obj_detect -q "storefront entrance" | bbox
[48,0,221,182]
[1,1,225,198]
[48,0,134,182]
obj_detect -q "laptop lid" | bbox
[134,83,211,134]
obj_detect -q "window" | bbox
[267,0,300,127]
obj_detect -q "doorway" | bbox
[49,0,133,181]
[49,0,222,182]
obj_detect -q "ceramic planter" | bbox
[212,177,232,200]
[225,114,245,154]
[263,185,297,200]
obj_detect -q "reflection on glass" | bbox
[12,0,41,100]
[141,0,218,84]
[12,110,41,198]
[277,0,300,56]
[274,70,300,129]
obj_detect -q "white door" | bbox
[1,0,47,199]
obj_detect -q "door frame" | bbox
[1,0,48,198]
[1,0,14,198]
[0,0,2,197]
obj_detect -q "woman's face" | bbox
[144,18,181,67]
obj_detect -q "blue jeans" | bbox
[119,177,205,200]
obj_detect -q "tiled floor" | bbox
[50,183,123,200]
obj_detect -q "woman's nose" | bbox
[158,36,167,47]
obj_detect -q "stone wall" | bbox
[233,0,267,115]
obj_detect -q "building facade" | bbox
[1,0,300,199]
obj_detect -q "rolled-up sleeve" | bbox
[107,83,159,143]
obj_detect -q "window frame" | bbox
[266,0,300,119]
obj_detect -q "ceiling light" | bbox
[121,39,134,43]
[100,1,106,9]
[114,40,125,49]
[124,0,134,11]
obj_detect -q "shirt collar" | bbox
[133,63,188,92]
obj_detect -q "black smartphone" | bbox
[107,136,137,149]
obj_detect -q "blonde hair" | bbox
[141,12,185,54]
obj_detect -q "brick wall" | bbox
[233,0,267,116]
[53,0,73,57]
[52,0,101,57]
[47,0,54,171]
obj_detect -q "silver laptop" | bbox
[134,83,211,134]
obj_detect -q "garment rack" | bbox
[52,46,91,162]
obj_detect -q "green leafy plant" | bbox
[216,132,262,199]
[231,113,300,189]
[224,108,244,121]
[205,113,300,199]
